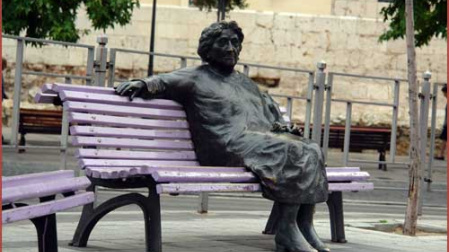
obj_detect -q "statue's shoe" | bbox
[298,226,330,252]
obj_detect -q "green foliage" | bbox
[379,0,447,47]
[2,0,139,45]
[192,0,247,12]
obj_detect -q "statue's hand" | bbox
[288,124,303,137]
[271,122,303,137]
[271,122,289,133]
[114,80,146,101]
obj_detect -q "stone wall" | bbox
[2,5,447,128]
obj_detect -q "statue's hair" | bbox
[197,21,244,62]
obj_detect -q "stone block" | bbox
[295,15,315,32]
[274,13,296,30]
[255,12,274,29]
[245,26,271,45]
[386,39,406,54]
[229,11,256,28]
[338,18,357,34]
[311,16,337,32]
[327,32,348,51]
[356,19,380,36]
[271,29,287,46]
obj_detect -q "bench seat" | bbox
[36,83,374,251]
[2,170,95,252]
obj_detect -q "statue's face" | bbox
[207,29,241,69]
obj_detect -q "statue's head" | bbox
[197,21,244,70]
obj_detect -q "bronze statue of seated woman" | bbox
[115,21,329,252]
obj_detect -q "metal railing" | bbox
[3,35,95,151]
[324,72,407,167]
[2,34,446,191]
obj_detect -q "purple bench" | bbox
[36,83,374,251]
[2,170,95,252]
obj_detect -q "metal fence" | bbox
[3,34,95,150]
[2,35,446,189]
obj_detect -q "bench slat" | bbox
[53,83,115,95]
[85,167,141,179]
[326,171,370,181]
[3,176,91,204]
[2,170,75,188]
[60,90,183,110]
[152,171,258,183]
[40,83,56,94]
[2,192,95,224]
[156,181,374,194]
[328,182,374,191]
[73,136,194,150]
[325,167,361,172]
[79,159,200,168]
[69,112,189,129]
[151,171,368,183]
[85,166,249,179]
[76,149,197,160]
[65,101,187,119]
[34,92,58,103]
[70,125,191,140]
[83,165,369,182]
[157,183,262,194]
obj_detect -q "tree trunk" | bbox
[403,0,421,236]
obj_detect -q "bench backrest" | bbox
[50,84,199,172]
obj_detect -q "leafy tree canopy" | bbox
[2,0,139,44]
[191,0,247,12]
[379,0,447,47]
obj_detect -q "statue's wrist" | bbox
[131,78,148,86]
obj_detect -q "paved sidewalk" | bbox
[2,209,447,252]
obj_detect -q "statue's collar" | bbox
[206,64,236,78]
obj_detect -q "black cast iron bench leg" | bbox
[326,191,347,243]
[31,214,58,252]
[263,202,279,234]
[70,185,162,252]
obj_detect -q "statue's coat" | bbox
[142,65,328,204]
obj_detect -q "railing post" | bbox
[286,97,293,122]
[343,102,353,166]
[418,72,431,215]
[180,57,187,68]
[323,73,333,160]
[94,35,108,87]
[60,105,70,170]
[243,64,250,76]
[427,82,439,192]
[304,72,314,139]
[419,71,431,175]
[86,47,95,86]
[390,80,400,163]
[197,192,209,214]
[107,49,117,87]
[10,38,25,149]
[312,61,326,144]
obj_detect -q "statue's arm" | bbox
[115,69,192,101]
[115,76,168,101]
